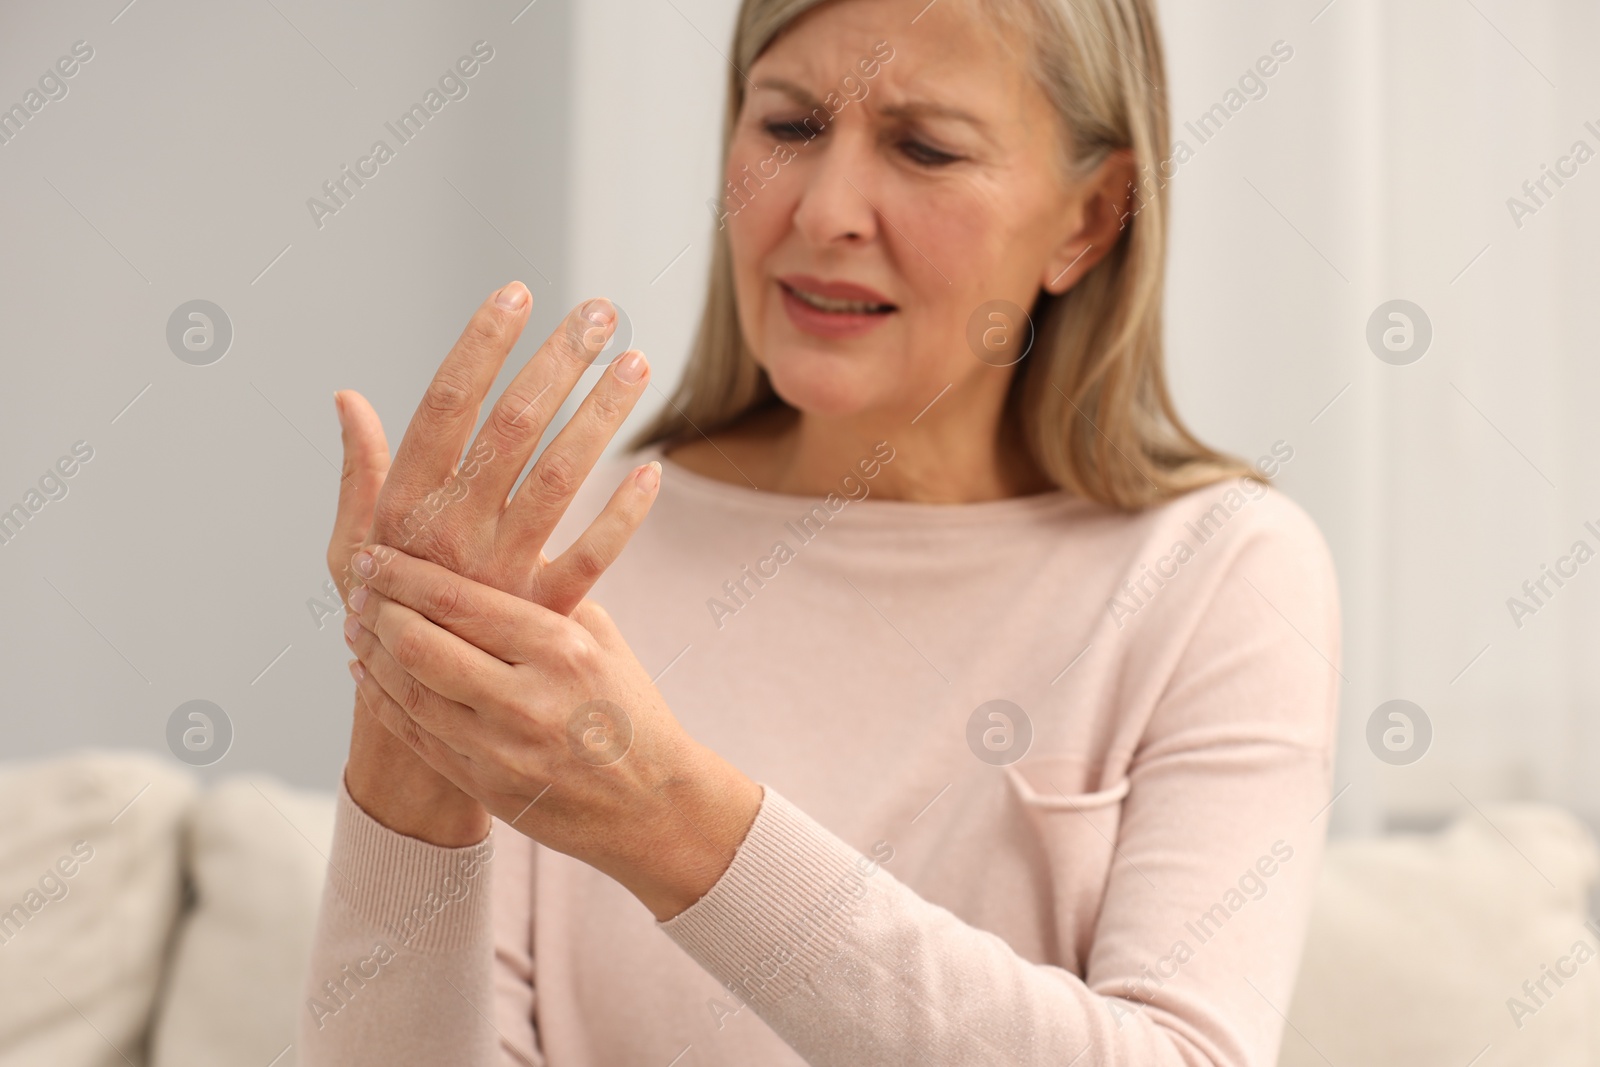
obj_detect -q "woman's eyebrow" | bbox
[878,99,989,130]
[752,77,988,130]
[751,78,829,108]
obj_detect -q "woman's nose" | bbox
[790,127,880,247]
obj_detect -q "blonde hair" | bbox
[626,0,1265,511]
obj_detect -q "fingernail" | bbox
[333,392,345,425]
[583,298,614,326]
[637,460,661,492]
[613,350,647,384]
[347,659,366,682]
[343,615,363,642]
[496,283,528,310]
[352,550,376,578]
[349,585,368,612]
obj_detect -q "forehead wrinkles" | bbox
[753,50,987,116]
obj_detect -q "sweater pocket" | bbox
[1004,756,1130,974]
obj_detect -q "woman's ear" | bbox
[1039,148,1139,295]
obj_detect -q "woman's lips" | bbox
[777,279,896,340]
[777,274,895,306]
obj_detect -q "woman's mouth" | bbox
[777,278,897,340]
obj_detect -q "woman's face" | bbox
[723,0,1117,422]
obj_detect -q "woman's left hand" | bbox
[343,540,764,920]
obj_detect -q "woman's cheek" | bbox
[725,150,794,235]
[723,133,770,211]
[723,212,769,359]
[904,185,999,295]
[897,181,975,258]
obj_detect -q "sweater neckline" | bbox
[629,440,1091,527]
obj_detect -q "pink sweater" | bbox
[298,438,1341,1066]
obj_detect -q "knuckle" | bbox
[425,577,464,620]
[532,451,578,501]
[400,675,428,715]
[588,391,624,426]
[556,317,601,366]
[467,305,508,349]
[391,623,427,669]
[488,389,541,442]
[580,599,611,628]
[553,629,595,671]
[397,712,427,753]
[420,370,475,422]
[566,548,607,586]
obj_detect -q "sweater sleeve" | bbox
[296,768,543,1067]
[658,506,1342,1066]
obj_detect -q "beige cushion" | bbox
[5,750,1595,1067]
[147,776,335,1067]
[1283,802,1600,1066]
[0,750,196,1067]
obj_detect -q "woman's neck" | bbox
[659,403,1058,504]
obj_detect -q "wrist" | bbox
[609,741,764,921]
[346,697,491,846]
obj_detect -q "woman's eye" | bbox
[901,139,959,166]
[763,119,818,140]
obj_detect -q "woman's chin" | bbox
[762,360,891,420]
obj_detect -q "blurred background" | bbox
[1,0,1598,1061]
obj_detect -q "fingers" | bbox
[354,544,570,663]
[456,298,632,529]
[347,660,474,781]
[344,606,486,744]
[498,348,652,572]
[381,282,534,523]
[534,461,662,615]
[328,391,391,607]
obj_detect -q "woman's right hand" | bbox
[326,281,655,846]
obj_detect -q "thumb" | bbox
[330,390,391,603]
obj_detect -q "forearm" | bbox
[659,787,1293,1067]
[298,771,504,1065]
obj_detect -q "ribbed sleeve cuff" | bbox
[659,785,883,1006]
[325,766,496,955]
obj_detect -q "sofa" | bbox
[0,750,1594,1066]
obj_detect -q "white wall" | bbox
[1161,0,1600,834]
[565,0,742,435]
[0,0,572,787]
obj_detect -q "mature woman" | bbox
[299,0,1340,1063]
